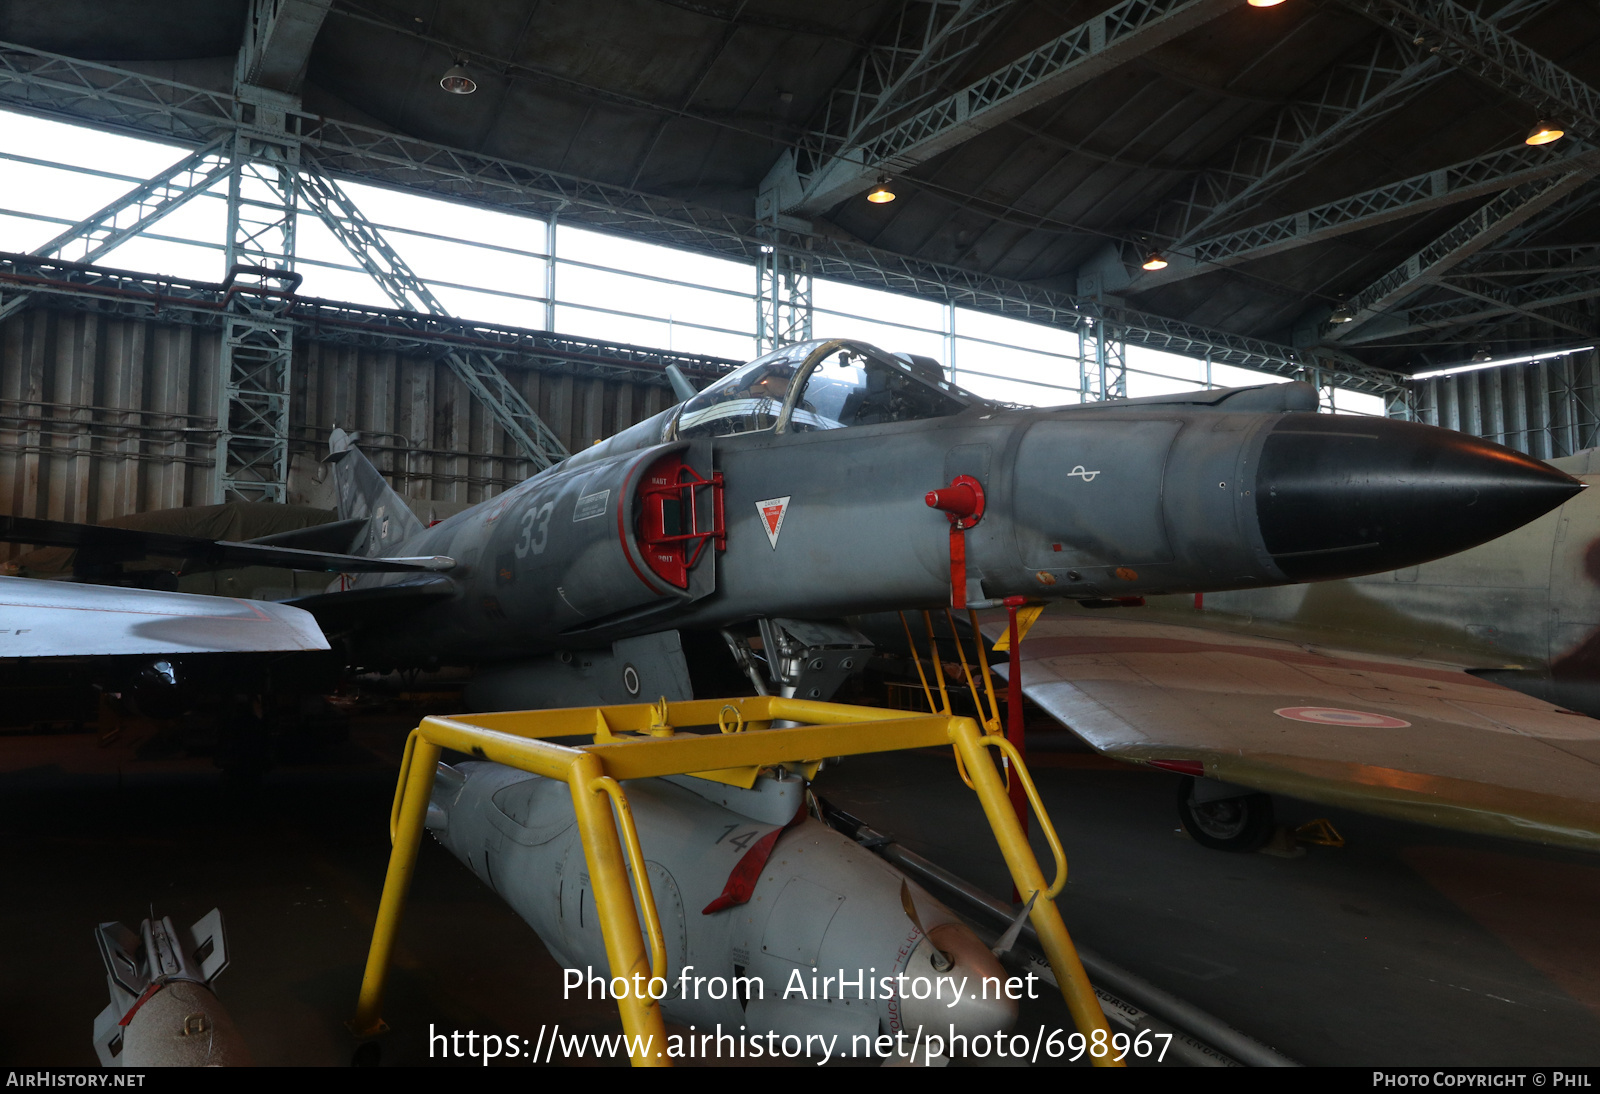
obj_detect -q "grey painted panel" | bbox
[1012,419,1179,568]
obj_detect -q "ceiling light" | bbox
[1141,251,1169,271]
[440,60,476,95]
[1472,346,1493,363]
[1525,119,1564,145]
[1329,304,1354,324]
[1247,0,1288,7]
[866,178,896,204]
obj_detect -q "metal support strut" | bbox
[350,697,1120,1067]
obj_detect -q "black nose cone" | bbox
[1255,414,1584,582]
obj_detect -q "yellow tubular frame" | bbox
[950,720,1120,1067]
[590,774,668,983]
[968,607,1004,734]
[349,696,1117,1067]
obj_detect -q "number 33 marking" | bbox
[514,502,554,558]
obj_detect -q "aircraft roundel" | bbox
[1274,706,1412,729]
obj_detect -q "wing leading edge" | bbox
[0,575,329,657]
[987,613,1600,853]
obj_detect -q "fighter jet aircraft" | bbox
[0,337,1584,797]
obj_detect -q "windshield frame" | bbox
[772,339,978,434]
[666,338,985,441]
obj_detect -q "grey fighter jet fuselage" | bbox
[313,339,1581,701]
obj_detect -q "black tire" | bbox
[1176,776,1276,852]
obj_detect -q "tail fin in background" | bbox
[326,427,427,557]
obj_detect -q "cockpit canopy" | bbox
[672,339,982,440]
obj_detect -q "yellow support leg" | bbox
[950,719,1123,1067]
[567,752,669,1066]
[350,732,442,1038]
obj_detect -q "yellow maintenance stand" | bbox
[350,696,1120,1067]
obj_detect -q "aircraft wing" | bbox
[0,575,329,656]
[985,613,1600,853]
[0,515,453,575]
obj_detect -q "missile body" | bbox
[427,762,1018,1053]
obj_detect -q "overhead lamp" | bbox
[1525,119,1564,146]
[439,59,477,95]
[866,178,896,204]
[1329,303,1354,324]
[1472,346,1493,363]
[1141,251,1169,271]
[1247,0,1288,7]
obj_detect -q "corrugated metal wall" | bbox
[1394,348,1600,460]
[1,306,673,547]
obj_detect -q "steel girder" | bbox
[1081,322,1128,401]
[1335,264,1600,343]
[217,277,297,504]
[1132,140,1596,289]
[298,166,572,469]
[1115,0,1558,292]
[0,135,233,325]
[216,74,301,504]
[762,0,1241,217]
[1331,182,1600,345]
[238,0,333,94]
[0,37,1406,393]
[0,251,738,384]
[755,224,814,354]
[1325,162,1600,339]
[763,0,1018,215]
[1353,0,1600,137]
[1149,35,1438,245]
[29,135,233,267]
[1317,0,1600,345]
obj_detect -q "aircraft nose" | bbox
[1254,414,1585,582]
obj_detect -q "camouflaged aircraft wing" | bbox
[987,613,1600,854]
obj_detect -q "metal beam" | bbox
[1147,34,1438,245]
[762,0,1242,216]
[0,135,234,326]
[0,251,739,384]
[1439,273,1597,337]
[298,167,571,469]
[1116,0,1559,293]
[0,38,1407,393]
[1337,265,1600,343]
[1327,162,1600,338]
[1354,0,1600,137]
[1130,141,1595,289]
[238,0,333,94]
[31,136,233,266]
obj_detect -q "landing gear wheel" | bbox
[1176,776,1275,852]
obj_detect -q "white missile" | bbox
[427,762,1019,1059]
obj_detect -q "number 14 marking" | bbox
[716,824,759,851]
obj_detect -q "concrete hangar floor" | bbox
[0,706,1596,1068]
